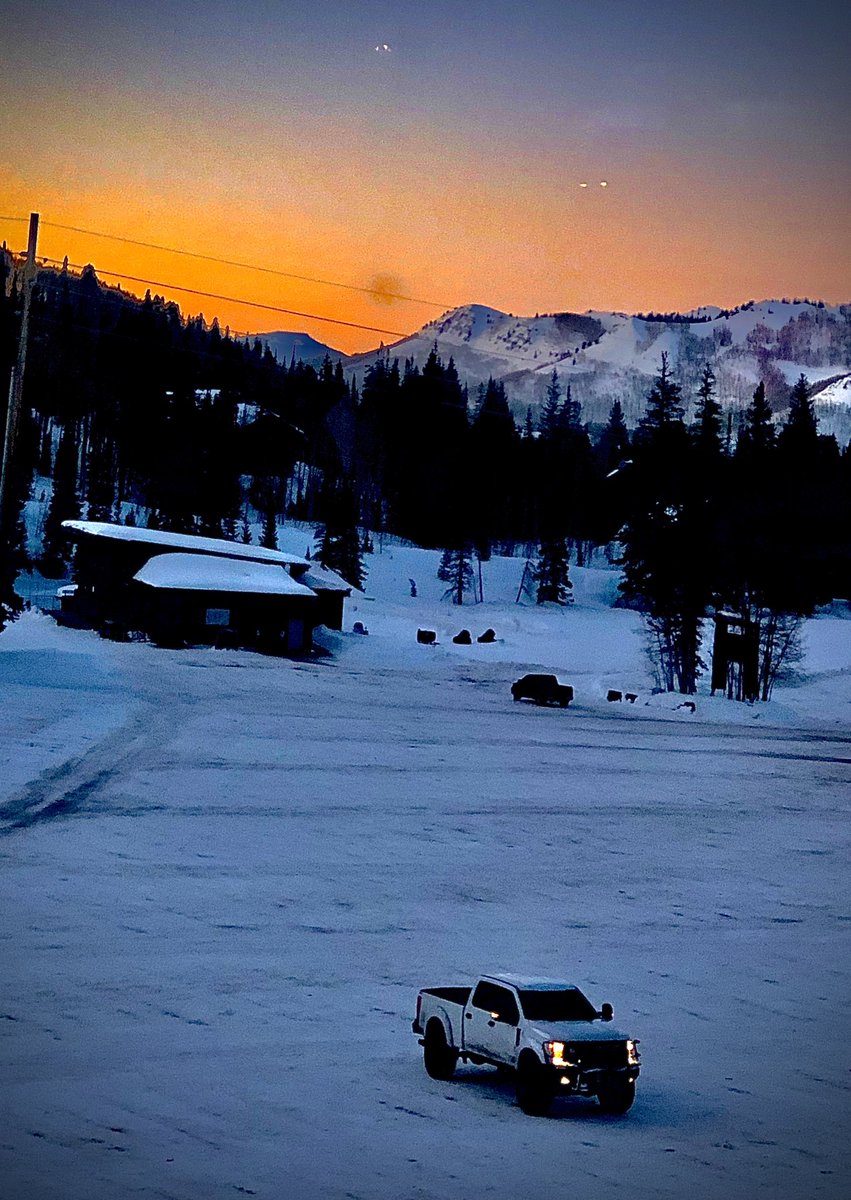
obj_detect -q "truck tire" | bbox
[596,1079,636,1115]
[423,1020,458,1081]
[515,1052,555,1117]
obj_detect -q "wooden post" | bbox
[0,212,39,529]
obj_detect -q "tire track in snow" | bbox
[0,705,176,835]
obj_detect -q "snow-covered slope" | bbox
[345,299,851,433]
[811,371,851,405]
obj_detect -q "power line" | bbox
[40,257,410,338]
[7,215,583,372]
[2,213,452,309]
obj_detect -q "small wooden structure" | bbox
[134,553,317,652]
[711,611,759,702]
[59,521,352,655]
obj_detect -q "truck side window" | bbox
[497,990,520,1026]
[471,982,519,1025]
[471,981,500,1013]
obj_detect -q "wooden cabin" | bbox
[60,521,352,654]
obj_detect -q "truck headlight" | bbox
[627,1039,640,1066]
[544,1041,573,1067]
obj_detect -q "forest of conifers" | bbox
[1,254,849,696]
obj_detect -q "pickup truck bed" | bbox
[420,986,471,1007]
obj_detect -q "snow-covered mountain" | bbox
[346,298,851,437]
[261,330,340,365]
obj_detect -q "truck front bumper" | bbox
[548,1064,639,1094]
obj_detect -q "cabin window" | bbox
[205,607,230,626]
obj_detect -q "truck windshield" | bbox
[518,988,598,1022]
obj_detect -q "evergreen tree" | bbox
[598,400,631,473]
[778,373,817,461]
[83,423,117,522]
[40,420,80,577]
[637,352,684,433]
[593,400,632,550]
[561,383,582,429]
[317,477,365,590]
[469,376,518,552]
[619,357,705,693]
[691,365,723,459]
[534,538,573,604]
[540,370,562,435]
[260,508,278,550]
[437,544,474,605]
[251,475,285,551]
[736,381,775,462]
[0,447,29,633]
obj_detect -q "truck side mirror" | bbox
[600,1002,613,1021]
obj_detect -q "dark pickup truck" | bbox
[511,673,573,707]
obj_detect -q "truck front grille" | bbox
[567,1042,627,1069]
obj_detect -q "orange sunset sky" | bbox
[1,0,849,354]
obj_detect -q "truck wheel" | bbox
[423,1021,458,1081]
[515,1053,555,1117]
[597,1080,635,1115]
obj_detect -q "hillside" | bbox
[261,330,340,366]
[341,299,851,435]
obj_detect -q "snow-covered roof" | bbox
[133,553,317,597]
[297,564,353,593]
[62,521,309,568]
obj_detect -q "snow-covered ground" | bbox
[1,547,850,1200]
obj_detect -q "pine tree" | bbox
[437,545,474,605]
[619,357,704,693]
[260,508,278,550]
[317,477,365,590]
[534,538,573,604]
[540,370,561,435]
[0,459,28,633]
[470,376,517,552]
[561,383,582,429]
[598,399,631,474]
[736,381,775,462]
[692,365,723,459]
[778,373,818,462]
[637,352,684,433]
[40,420,80,577]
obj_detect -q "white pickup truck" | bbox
[412,973,640,1116]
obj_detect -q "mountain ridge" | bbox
[338,297,851,438]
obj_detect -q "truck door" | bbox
[465,981,520,1064]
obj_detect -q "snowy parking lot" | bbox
[1,554,850,1200]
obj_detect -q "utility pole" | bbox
[0,211,39,531]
